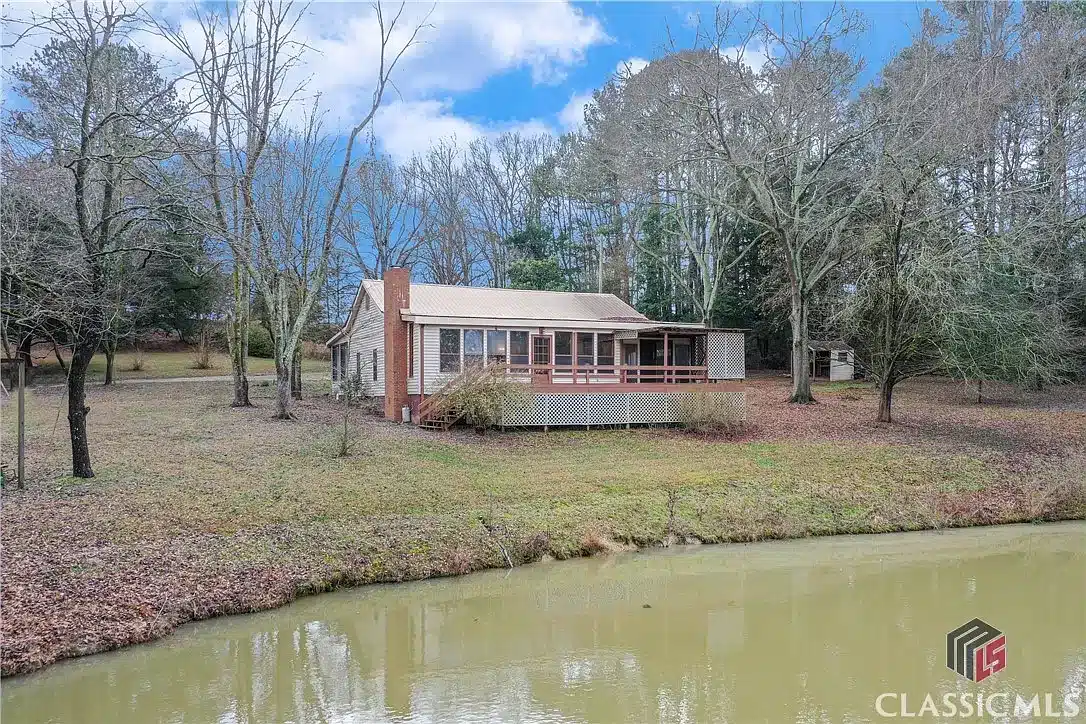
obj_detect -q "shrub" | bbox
[129,348,146,372]
[677,390,746,434]
[446,368,529,432]
[301,340,331,360]
[247,324,274,358]
[302,322,341,345]
[190,329,215,369]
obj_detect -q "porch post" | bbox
[663,331,669,384]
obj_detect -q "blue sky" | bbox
[1,1,943,162]
[371,1,941,161]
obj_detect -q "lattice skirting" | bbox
[500,391,745,427]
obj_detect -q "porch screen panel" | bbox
[597,334,615,374]
[673,339,691,366]
[509,331,529,366]
[554,331,572,367]
[464,329,484,369]
[576,333,594,367]
[487,330,508,364]
[439,329,461,373]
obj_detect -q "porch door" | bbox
[531,335,552,383]
[639,339,664,382]
[622,342,638,383]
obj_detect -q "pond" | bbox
[3,522,1084,723]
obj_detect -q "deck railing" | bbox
[493,363,709,385]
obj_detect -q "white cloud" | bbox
[374,99,553,164]
[720,44,769,73]
[558,91,594,132]
[615,57,649,78]
[3,1,608,152]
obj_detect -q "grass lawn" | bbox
[27,350,327,383]
[1,376,1083,676]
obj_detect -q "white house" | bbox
[328,268,746,428]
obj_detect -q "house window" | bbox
[439,329,461,373]
[838,351,848,362]
[332,344,340,381]
[597,334,615,372]
[576,332,594,367]
[509,331,529,366]
[372,349,378,381]
[409,323,415,377]
[554,331,572,367]
[464,329,484,368]
[356,352,362,379]
[487,330,507,364]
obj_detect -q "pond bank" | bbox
[5,522,1084,723]
[2,377,1084,676]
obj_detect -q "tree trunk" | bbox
[273,358,292,420]
[290,347,302,400]
[976,378,983,404]
[67,344,95,478]
[877,379,894,423]
[103,340,116,386]
[228,265,252,407]
[788,291,814,403]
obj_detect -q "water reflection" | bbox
[4,523,1084,724]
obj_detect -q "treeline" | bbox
[2,2,1084,480]
[330,2,1086,418]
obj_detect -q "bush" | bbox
[190,329,215,369]
[246,324,274,358]
[446,368,529,431]
[677,390,746,434]
[129,348,146,371]
[302,322,341,345]
[301,340,331,360]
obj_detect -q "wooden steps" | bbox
[418,406,463,431]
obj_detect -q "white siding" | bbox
[407,323,421,395]
[829,350,854,382]
[347,289,385,397]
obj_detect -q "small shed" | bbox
[809,341,854,382]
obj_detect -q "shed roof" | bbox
[808,340,853,352]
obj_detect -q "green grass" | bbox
[30,351,327,382]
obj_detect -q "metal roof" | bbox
[361,279,648,322]
[808,340,853,351]
[327,279,751,345]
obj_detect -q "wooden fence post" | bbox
[17,359,26,490]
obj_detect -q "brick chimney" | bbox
[383,267,411,421]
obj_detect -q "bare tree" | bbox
[343,139,427,279]
[658,7,880,402]
[5,1,192,477]
[166,0,427,418]
[415,139,481,285]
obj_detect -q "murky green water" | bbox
[3,523,1084,723]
